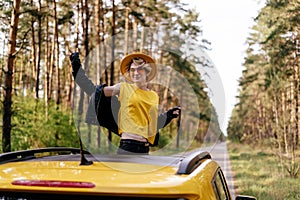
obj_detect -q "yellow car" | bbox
[0,147,255,200]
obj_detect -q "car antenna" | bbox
[77,128,93,165]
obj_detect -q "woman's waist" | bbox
[121,132,148,142]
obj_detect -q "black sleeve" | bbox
[157,112,172,130]
[85,84,120,135]
[157,106,181,130]
[73,67,96,96]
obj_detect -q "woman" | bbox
[70,52,180,154]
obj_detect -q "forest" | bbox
[227,0,299,177]
[0,0,224,154]
[1,0,299,179]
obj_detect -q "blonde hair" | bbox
[143,63,152,77]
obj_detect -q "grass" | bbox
[227,141,300,200]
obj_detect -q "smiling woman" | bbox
[69,24,224,158]
[70,52,181,155]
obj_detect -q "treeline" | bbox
[0,0,223,153]
[228,0,299,177]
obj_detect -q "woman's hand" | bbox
[69,52,82,76]
[167,106,181,118]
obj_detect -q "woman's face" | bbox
[129,61,147,83]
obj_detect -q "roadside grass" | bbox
[227,141,300,200]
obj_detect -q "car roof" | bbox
[0,147,212,175]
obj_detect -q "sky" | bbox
[182,0,265,134]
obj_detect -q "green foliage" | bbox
[58,11,74,25]
[227,0,299,156]
[228,142,300,199]
[3,96,79,152]
[157,129,172,148]
[285,162,300,178]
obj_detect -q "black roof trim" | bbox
[0,147,90,164]
[176,151,211,174]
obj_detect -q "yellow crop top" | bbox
[118,82,159,144]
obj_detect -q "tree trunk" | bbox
[107,0,116,149]
[44,4,50,119]
[95,0,101,83]
[139,27,144,52]
[53,0,60,106]
[2,0,21,153]
[0,39,6,97]
[282,90,288,155]
[83,0,91,144]
[133,20,137,51]
[95,0,103,147]
[110,0,115,86]
[71,0,81,109]
[273,93,284,176]
[124,7,129,55]
[76,0,85,137]
[293,35,299,146]
[30,0,37,94]
[103,8,108,84]
[19,52,24,94]
[35,0,42,99]
[49,3,55,101]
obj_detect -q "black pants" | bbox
[117,139,149,154]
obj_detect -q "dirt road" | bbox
[201,142,236,198]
